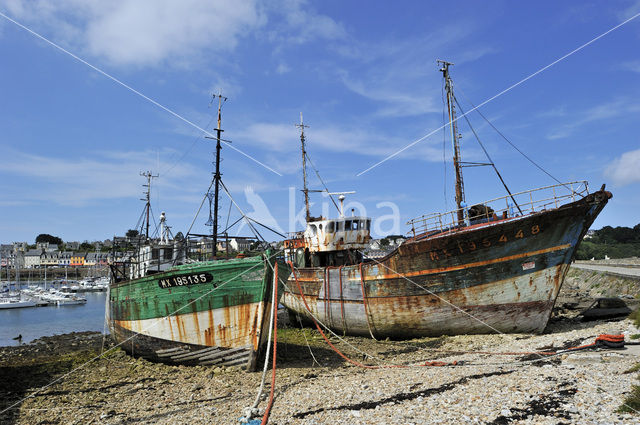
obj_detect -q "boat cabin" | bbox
[128,242,182,280]
[304,216,371,252]
[285,216,371,268]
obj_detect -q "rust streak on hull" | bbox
[282,189,611,338]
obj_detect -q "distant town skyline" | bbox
[1,1,639,242]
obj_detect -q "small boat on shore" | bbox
[282,62,611,338]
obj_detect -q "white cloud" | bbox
[266,0,346,45]
[235,120,445,166]
[621,60,640,73]
[0,147,203,206]
[605,148,640,186]
[547,97,640,140]
[2,0,265,67]
[617,0,640,20]
[276,63,290,74]
[330,24,495,118]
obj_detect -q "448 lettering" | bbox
[428,225,542,261]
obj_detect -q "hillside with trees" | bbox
[576,224,640,260]
[35,233,63,245]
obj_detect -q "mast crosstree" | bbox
[140,170,158,239]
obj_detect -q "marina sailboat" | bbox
[281,61,611,338]
[108,97,288,370]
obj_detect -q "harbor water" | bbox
[0,284,108,347]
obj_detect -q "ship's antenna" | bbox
[140,170,158,239]
[296,112,311,222]
[205,91,227,258]
[327,191,356,218]
[438,59,465,225]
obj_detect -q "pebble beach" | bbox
[1,312,639,424]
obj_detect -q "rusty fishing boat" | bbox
[281,61,611,338]
[108,97,288,370]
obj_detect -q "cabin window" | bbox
[352,221,359,230]
[309,224,317,236]
[327,222,335,233]
[345,220,352,231]
[318,224,323,232]
[366,220,371,231]
[337,221,344,231]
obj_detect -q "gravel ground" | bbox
[1,315,639,425]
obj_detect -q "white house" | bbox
[23,249,43,268]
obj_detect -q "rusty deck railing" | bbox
[407,181,590,238]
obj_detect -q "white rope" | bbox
[296,314,322,367]
[100,282,110,355]
[246,256,278,417]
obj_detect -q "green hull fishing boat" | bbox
[108,96,288,371]
[109,254,288,370]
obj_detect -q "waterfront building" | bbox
[66,241,80,250]
[70,253,86,267]
[24,249,43,268]
[41,252,59,267]
[58,251,72,267]
[12,242,27,252]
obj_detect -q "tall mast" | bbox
[296,112,311,222]
[140,170,158,239]
[210,93,227,258]
[438,60,465,224]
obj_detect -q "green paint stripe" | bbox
[110,257,270,322]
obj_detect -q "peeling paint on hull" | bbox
[109,255,289,370]
[283,189,611,338]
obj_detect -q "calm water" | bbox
[0,285,108,347]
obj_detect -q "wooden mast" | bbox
[296,113,311,222]
[438,60,466,225]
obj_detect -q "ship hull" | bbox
[109,254,289,370]
[282,189,611,338]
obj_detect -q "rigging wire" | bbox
[224,196,233,233]
[133,207,146,236]
[219,180,268,245]
[185,177,216,237]
[304,152,340,213]
[456,87,573,192]
[161,113,216,176]
[453,96,523,215]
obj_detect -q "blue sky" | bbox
[0,0,639,244]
